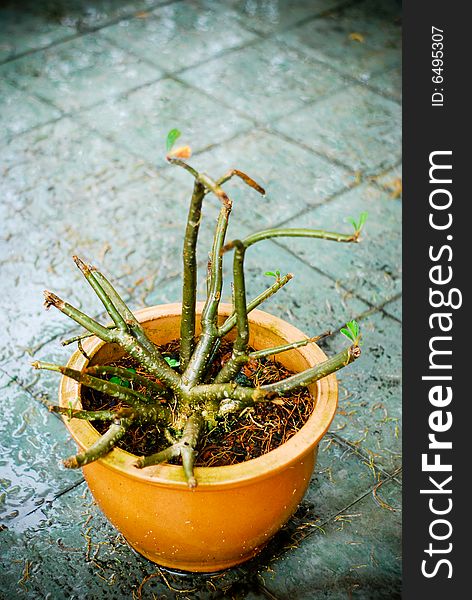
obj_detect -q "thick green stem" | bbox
[249,331,331,360]
[44,291,114,341]
[262,345,360,395]
[32,361,160,409]
[91,268,171,368]
[189,382,269,407]
[183,187,232,387]
[136,444,181,468]
[225,228,359,252]
[85,365,170,398]
[218,273,293,337]
[136,412,204,488]
[190,345,360,413]
[43,291,180,393]
[214,241,249,383]
[49,406,127,421]
[180,181,205,369]
[110,332,181,394]
[73,256,128,332]
[63,421,129,468]
[180,412,204,488]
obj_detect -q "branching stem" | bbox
[136,412,204,488]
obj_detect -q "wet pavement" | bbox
[0,1,402,598]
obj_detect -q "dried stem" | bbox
[210,169,265,196]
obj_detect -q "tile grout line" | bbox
[0,0,361,69]
[2,0,399,149]
[327,431,402,483]
[0,0,184,67]
[267,237,402,325]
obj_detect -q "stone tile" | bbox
[261,479,401,599]
[323,310,402,474]
[186,129,353,228]
[274,85,401,174]
[179,38,348,122]
[101,1,257,72]
[41,175,223,294]
[0,429,384,597]
[0,80,61,140]
[0,2,74,63]
[0,376,82,531]
[123,212,369,340]
[2,117,154,221]
[221,238,369,336]
[305,435,383,522]
[77,77,252,162]
[202,0,346,34]
[0,483,170,598]
[54,0,173,32]
[0,483,276,598]
[0,1,173,62]
[370,66,402,102]
[279,0,401,82]
[382,296,402,322]
[0,214,99,362]
[277,183,402,306]
[1,33,163,112]
[373,164,402,199]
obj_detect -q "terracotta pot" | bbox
[59,303,338,572]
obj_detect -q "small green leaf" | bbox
[347,320,359,338]
[340,327,355,342]
[110,375,130,388]
[264,271,277,278]
[358,211,368,228]
[164,356,180,368]
[166,128,181,152]
[276,270,281,278]
[347,216,358,229]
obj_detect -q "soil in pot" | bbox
[81,338,315,467]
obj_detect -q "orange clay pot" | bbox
[59,303,338,572]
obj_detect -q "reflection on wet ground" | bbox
[1,1,402,597]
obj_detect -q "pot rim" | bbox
[59,302,338,490]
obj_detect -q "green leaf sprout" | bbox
[166,128,181,152]
[340,320,361,344]
[347,211,368,235]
